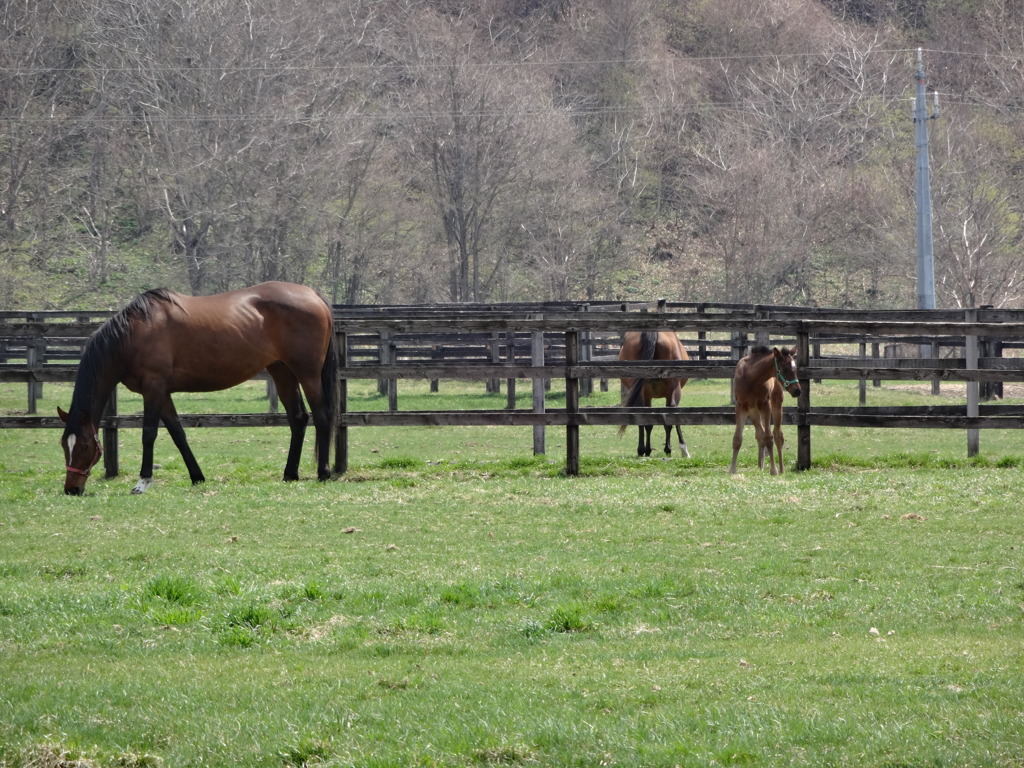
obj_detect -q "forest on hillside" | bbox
[2,0,1023,310]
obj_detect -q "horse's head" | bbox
[58,407,102,495]
[773,347,801,398]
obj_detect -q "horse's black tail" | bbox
[618,331,659,436]
[625,331,658,406]
[319,325,341,465]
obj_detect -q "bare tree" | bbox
[85,0,382,294]
[933,120,1024,309]
[562,0,655,205]
[0,2,82,235]
[6,0,1024,311]
[400,13,533,302]
[0,1,97,305]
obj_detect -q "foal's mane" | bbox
[70,289,181,416]
[749,345,772,357]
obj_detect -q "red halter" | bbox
[66,425,103,477]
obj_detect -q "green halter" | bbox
[775,356,799,388]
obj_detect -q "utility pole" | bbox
[914,47,939,311]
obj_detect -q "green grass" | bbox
[2,378,1024,766]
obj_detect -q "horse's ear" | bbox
[58,407,69,423]
[789,347,798,357]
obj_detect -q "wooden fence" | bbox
[3,302,1024,477]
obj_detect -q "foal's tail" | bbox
[617,331,658,437]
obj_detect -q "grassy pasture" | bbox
[1,378,1023,767]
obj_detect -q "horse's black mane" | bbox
[69,289,180,418]
[749,345,772,356]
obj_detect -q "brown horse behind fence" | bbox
[728,346,801,475]
[59,281,338,495]
[617,330,691,458]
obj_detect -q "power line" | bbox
[1,47,1020,77]
[2,92,1021,126]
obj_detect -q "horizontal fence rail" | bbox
[3,301,1024,477]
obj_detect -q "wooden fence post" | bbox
[755,307,770,349]
[992,339,1004,400]
[966,309,979,457]
[386,336,398,411]
[378,331,394,399]
[26,340,39,414]
[565,329,580,476]
[796,327,811,471]
[531,327,545,456]
[859,341,867,406]
[430,346,441,392]
[579,304,593,398]
[505,335,517,410]
[266,378,279,412]
[978,307,1001,402]
[696,304,707,361]
[488,331,501,394]
[29,313,45,407]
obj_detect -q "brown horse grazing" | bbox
[59,281,338,495]
[617,330,691,458]
[728,346,801,475]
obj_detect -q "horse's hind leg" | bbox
[634,425,644,457]
[667,386,690,458]
[639,425,654,457]
[759,413,779,475]
[269,363,309,482]
[753,411,772,472]
[303,382,333,482]
[729,407,746,473]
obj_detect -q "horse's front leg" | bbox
[133,397,162,494]
[161,396,205,486]
[671,424,690,458]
